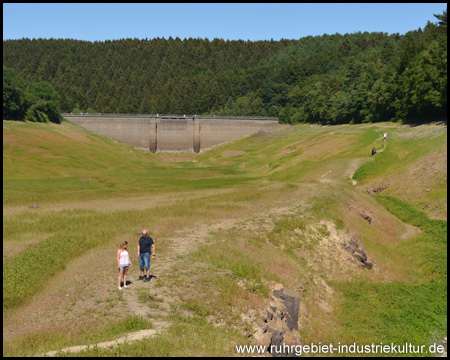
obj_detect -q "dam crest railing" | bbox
[62,113,279,121]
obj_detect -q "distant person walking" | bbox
[117,241,132,290]
[383,132,388,141]
[371,147,377,156]
[137,229,156,282]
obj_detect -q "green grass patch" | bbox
[3,233,92,309]
[353,151,400,182]
[267,160,318,182]
[330,197,447,354]
[333,280,447,351]
[375,196,447,279]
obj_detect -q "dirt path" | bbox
[33,141,408,358]
[39,326,170,357]
[37,218,239,357]
[346,158,367,185]
[317,157,368,186]
[30,150,422,357]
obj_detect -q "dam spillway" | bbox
[63,114,279,153]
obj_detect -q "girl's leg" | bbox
[123,268,128,287]
[118,269,123,288]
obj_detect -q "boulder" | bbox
[355,249,367,261]
[361,213,372,224]
[253,329,273,348]
[359,262,373,269]
[343,235,373,270]
[342,233,360,253]
[352,249,367,263]
[252,283,302,357]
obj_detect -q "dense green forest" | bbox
[3,66,62,123]
[3,9,446,124]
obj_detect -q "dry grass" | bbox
[2,188,237,216]
[3,120,447,356]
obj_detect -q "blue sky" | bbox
[3,3,447,42]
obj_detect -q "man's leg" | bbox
[144,253,151,281]
[138,254,145,280]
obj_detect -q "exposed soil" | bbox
[11,179,428,356]
[4,122,446,356]
[221,150,246,158]
[2,188,237,216]
[40,327,170,357]
[33,209,291,356]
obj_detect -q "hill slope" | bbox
[3,14,447,124]
[3,120,447,356]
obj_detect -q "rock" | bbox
[343,239,358,254]
[267,326,285,355]
[273,283,284,298]
[342,234,361,254]
[361,213,372,224]
[360,262,373,269]
[252,283,302,357]
[283,328,302,347]
[261,307,273,323]
[353,249,367,262]
[275,287,300,332]
[253,329,272,347]
[342,236,373,269]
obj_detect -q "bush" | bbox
[3,67,62,123]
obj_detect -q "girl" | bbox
[117,241,132,290]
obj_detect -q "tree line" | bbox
[3,66,62,123]
[2,9,446,124]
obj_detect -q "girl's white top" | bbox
[119,250,130,267]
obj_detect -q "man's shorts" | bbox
[139,253,151,270]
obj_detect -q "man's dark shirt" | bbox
[139,236,154,254]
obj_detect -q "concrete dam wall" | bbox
[64,114,279,153]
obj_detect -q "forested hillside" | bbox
[3,9,446,124]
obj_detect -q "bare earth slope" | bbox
[3,120,446,356]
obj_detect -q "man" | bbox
[137,229,156,282]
